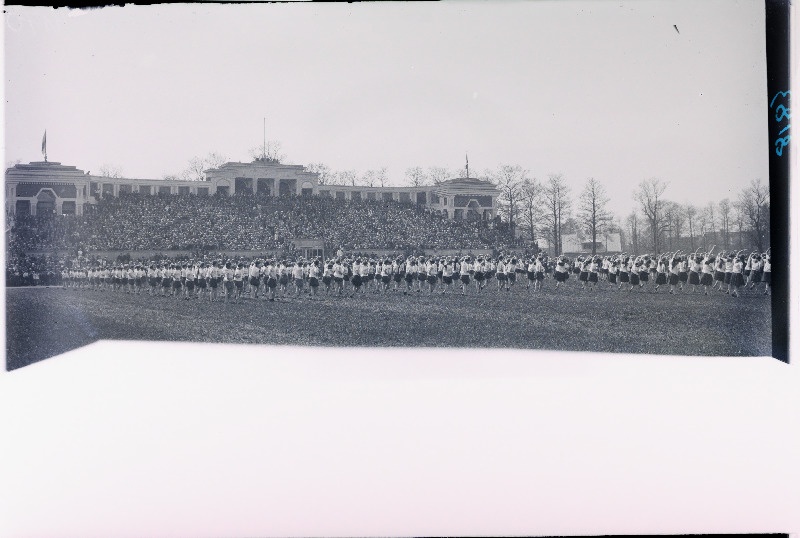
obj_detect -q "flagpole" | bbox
[263,117,266,160]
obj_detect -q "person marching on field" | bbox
[332,258,345,295]
[525,257,535,292]
[729,253,746,297]
[183,261,195,300]
[292,259,305,297]
[232,263,244,303]
[686,253,700,294]
[578,256,590,290]
[441,257,454,294]
[474,256,486,293]
[616,255,628,290]
[723,253,735,294]
[553,255,569,289]
[534,256,546,292]
[308,260,321,299]
[248,260,260,299]
[637,256,650,291]
[495,256,506,291]
[460,256,472,295]
[652,256,666,292]
[761,250,771,295]
[392,257,404,292]
[700,250,715,295]
[506,257,518,290]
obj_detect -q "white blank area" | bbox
[1,343,798,538]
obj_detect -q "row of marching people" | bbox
[567,246,771,297]
[58,246,771,302]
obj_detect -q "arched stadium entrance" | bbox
[36,190,57,216]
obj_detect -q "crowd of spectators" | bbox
[7,191,517,260]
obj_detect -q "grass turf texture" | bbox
[6,283,771,370]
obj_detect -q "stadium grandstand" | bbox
[5,157,518,283]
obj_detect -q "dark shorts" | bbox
[310,277,319,288]
[382,275,391,284]
[352,275,363,287]
[268,277,277,288]
[588,273,598,283]
[526,272,535,281]
[279,275,289,286]
[608,273,617,284]
[638,271,649,282]
[762,272,771,283]
[619,272,629,283]
[250,276,260,287]
[197,279,207,289]
[679,272,688,283]
[149,277,158,286]
[394,274,402,282]
[536,272,544,281]
[688,272,700,285]
[668,274,680,285]
[334,276,344,284]
[210,278,218,289]
[186,281,195,290]
[173,280,182,289]
[427,275,436,285]
[461,275,470,285]
[555,271,568,282]
[655,273,667,285]
[162,278,171,288]
[405,274,414,283]
[475,272,484,282]
[235,280,243,289]
[714,271,725,281]
[508,273,516,282]
[418,273,427,282]
[122,278,128,285]
[443,276,453,285]
[295,278,304,288]
[731,273,745,287]
[579,272,589,282]
[630,273,640,285]
[700,273,713,286]
[724,273,732,284]
[498,273,507,281]
[322,276,332,286]
[225,281,234,291]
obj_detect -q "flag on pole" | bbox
[41,130,47,161]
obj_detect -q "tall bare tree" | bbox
[404,167,427,187]
[703,201,717,245]
[519,177,544,243]
[634,178,669,256]
[306,163,339,186]
[718,198,732,249]
[685,203,698,251]
[738,178,770,251]
[426,166,451,185]
[543,174,571,255]
[491,165,528,235]
[626,211,640,253]
[578,178,612,255]
[338,170,359,187]
[180,152,228,181]
[361,168,389,188]
[249,140,285,163]
[99,164,124,178]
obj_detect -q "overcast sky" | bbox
[4,1,768,219]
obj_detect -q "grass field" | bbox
[5,281,772,370]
